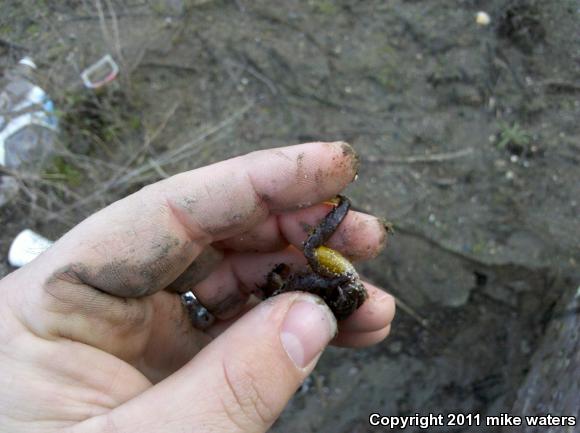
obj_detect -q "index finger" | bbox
[22,141,359,298]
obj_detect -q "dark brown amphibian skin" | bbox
[261,195,368,320]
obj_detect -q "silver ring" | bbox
[180,291,215,330]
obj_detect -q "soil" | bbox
[1,0,579,432]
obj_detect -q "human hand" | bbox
[0,142,395,432]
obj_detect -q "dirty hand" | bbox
[0,142,394,433]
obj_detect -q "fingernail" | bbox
[334,141,359,182]
[280,297,337,369]
[374,289,394,303]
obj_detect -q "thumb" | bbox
[96,292,337,433]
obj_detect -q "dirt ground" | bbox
[1,0,579,432]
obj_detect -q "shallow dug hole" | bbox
[1,0,579,431]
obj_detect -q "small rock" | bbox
[476,11,491,26]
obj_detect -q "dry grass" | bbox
[1,0,254,234]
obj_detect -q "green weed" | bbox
[497,122,531,149]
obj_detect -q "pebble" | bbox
[476,11,491,26]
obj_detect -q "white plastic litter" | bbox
[0,57,58,168]
[80,54,119,89]
[8,229,53,267]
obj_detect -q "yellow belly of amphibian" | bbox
[314,245,357,278]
